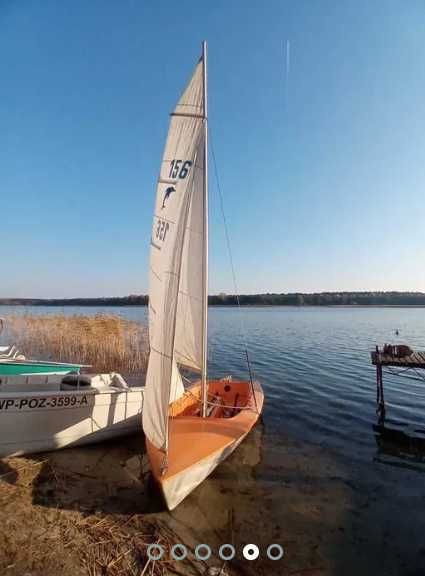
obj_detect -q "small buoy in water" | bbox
[395,329,399,336]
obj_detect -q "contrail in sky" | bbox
[285,39,290,109]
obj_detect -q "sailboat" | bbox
[143,42,264,510]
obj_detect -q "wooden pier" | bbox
[371,350,425,369]
[371,346,425,420]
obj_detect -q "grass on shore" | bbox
[0,457,184,576]
[6,314,149,375]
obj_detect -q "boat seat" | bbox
[61,374,92,389]
[60,372,129,391]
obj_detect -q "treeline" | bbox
[210,292,425,306]
[0,295,149,307]
[1,292,425,307]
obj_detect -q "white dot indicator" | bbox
[242,544,259,560]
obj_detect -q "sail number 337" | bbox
[156,219,169,242]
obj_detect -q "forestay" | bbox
[143,59,205,452]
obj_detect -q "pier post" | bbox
[377,363,385,422]
[376,363,380,405]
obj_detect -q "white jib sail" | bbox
[143,59,205,452]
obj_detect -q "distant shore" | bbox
[1,291,425,307]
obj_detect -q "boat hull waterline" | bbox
[146,380,264,510]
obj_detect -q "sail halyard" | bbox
[201,41,209,418]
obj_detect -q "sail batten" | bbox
[143,57,206,452]
[171,112,205,119]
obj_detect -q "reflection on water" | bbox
[2,305,425,574]
[373,420,425,472]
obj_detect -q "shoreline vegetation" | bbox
[0,315,230,576]
[1,291,425,307]
[6,315,149,375]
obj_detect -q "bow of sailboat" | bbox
[147,379,264,510]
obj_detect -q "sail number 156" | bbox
[169,160,192,179]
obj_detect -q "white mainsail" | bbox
[143,58,206,452]
[173,136,205,372]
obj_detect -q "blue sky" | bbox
[1,0,424,297]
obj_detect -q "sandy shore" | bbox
[0,429,334,576]
[2,424,421,576]
[0,427,333,576]
[0,434,242,576]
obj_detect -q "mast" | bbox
[201,41,209,418]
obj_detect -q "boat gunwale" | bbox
[0,386,145,398]
[0,360,88,367]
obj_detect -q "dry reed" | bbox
[68,515,167,576]
[5,314,149,375]
[0,457,169,576]
[0,455,223,576]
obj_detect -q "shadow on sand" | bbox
[30,432,166,514]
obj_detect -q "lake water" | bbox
[1,305,425,575]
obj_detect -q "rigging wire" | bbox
[385,365,425,383]
[209,130,259,414]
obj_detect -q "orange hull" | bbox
[146,379,264,510]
